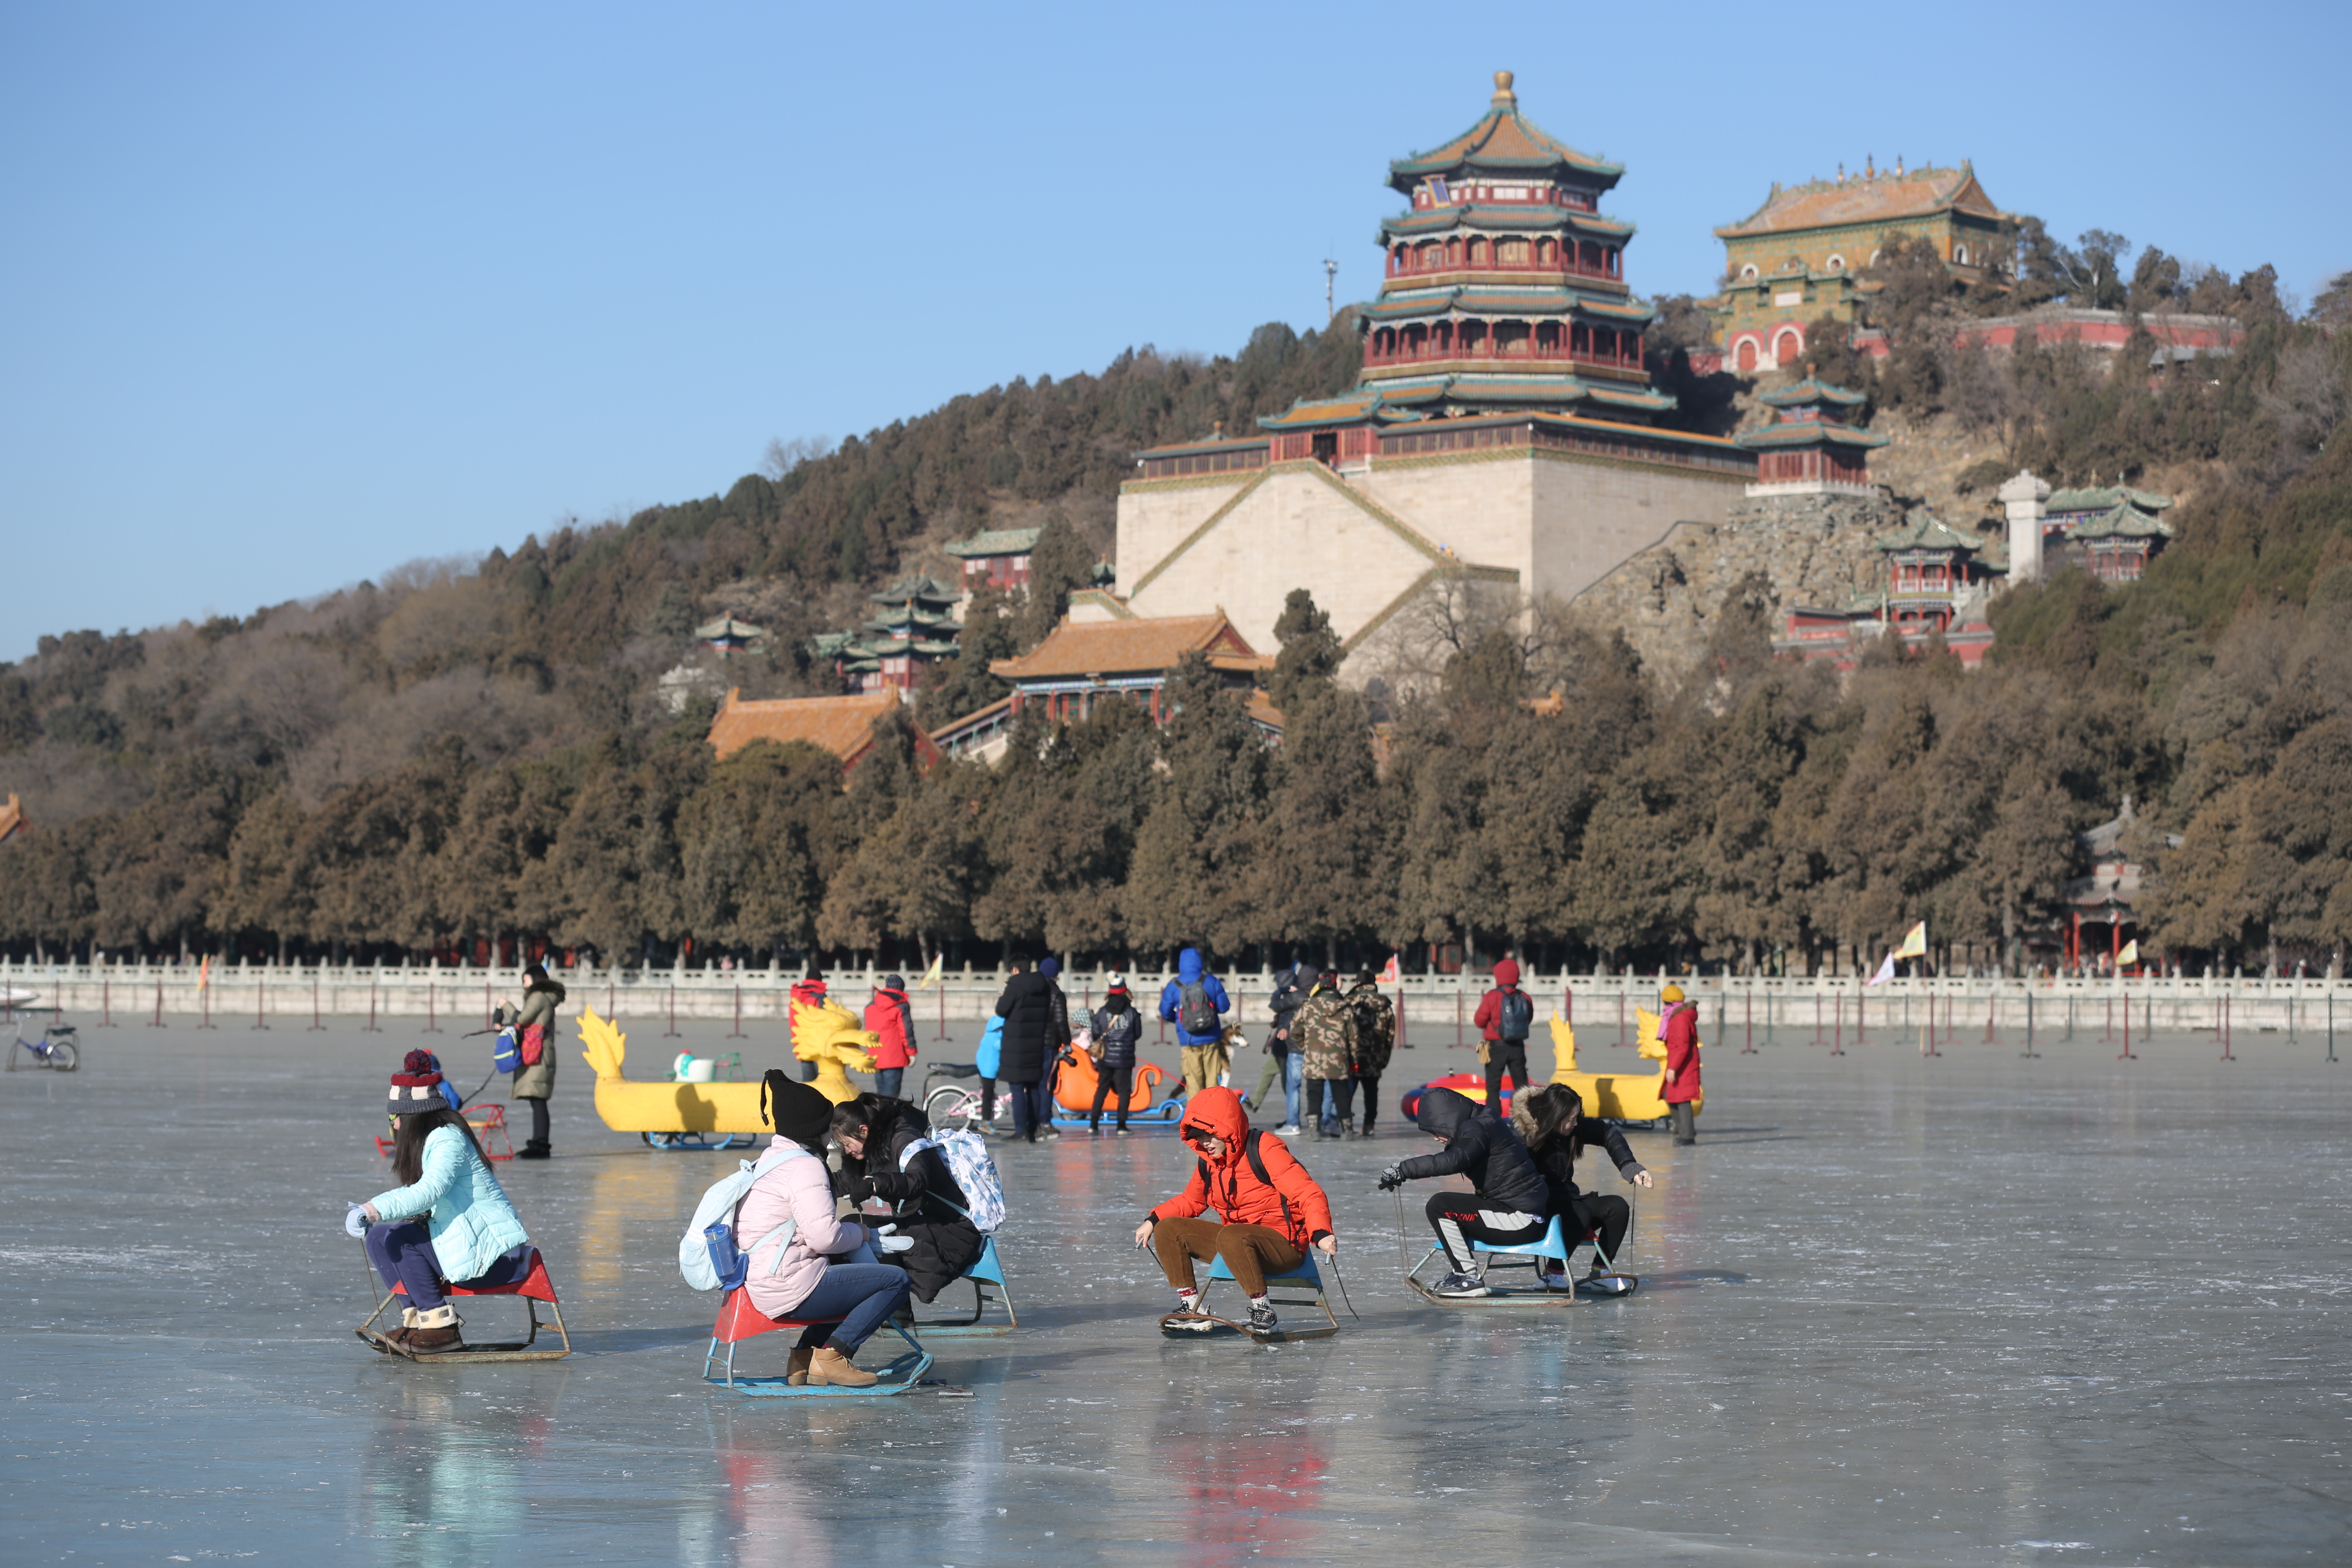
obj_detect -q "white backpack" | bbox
[677,1146,810,1292]
[900,1129,1006,1235]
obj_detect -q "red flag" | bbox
[1376,953,1400,985]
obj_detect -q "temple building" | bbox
[817,573,964,693]
[1736,374,1886,495]
[694,615,766,657]
[1710,161,2018,372]
[1114,72,1749,671]
[1774,512,2006,669]
[2002,472,2176,585]
[943,527,1042,594]
[929,610,1280,764]
[708,688,938,773]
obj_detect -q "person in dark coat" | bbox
[1378,1085,1550,1298]
[828,1093,985,1305]
[1512,1083,1651,1294]
[1252,959,1317,1131]
[993,958,1065,1143]
[1087,973,1145,1135]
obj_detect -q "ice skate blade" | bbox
[1158,1311,1336,1343]
[1404,1278,1577,1308]
[709,1349,933,1396]
[355,1327,572,1362]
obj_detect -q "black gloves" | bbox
[1376,1165,1405,1192]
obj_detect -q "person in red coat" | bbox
[862,974,915,1099]
[1132,1087,1337,1337]
[1659,983,1701,1145]
[1470,958,1537,1110]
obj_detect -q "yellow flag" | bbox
[1893,920,1927,960]
[916,953,944,989]
[196,955,211,993]
[2117,939,2138,967]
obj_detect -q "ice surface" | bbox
[3,1015,2348,1564]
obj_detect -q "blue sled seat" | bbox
[914,1235,1018,1334]
[1472,1215,1618,1278]
[1200,1250,1339,1332]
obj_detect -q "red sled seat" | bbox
[359,1247,571,1360]
[373,1102,512,1162]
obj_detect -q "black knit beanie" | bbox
[760,1069,833,1144]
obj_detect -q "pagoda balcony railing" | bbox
[1363,341,1645,374]
[1386,257,1627,286]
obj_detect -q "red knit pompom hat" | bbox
[388,1049,447,1116]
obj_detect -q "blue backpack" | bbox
[975,1015,1005,1079]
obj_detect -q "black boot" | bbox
[518,1140,551,1160]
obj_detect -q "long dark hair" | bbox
[1519,1084,1599,1160]
[829,1092,915,1174]
[390,1106,487,1186]
[523,963,566,1003]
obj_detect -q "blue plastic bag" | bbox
[975,1015,1004,1080]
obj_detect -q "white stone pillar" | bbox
[1998,470,2051,583]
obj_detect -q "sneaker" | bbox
[1115,1125,1132,1136]
[1088,1125,1102,1137]
[1432,1272,1492,1299]
[1247,1300,1279,1336]
[1581,1271,1632,1296]
[1042,1128,1062,1142]
[1275,1124,1303,1137]
[406,1325,465,1351]
[1540,1266,1572,1291]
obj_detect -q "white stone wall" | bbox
[1125,468,1439,655]
[1114,450,1745,666]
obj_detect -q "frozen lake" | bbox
[4,1010,2347,1565]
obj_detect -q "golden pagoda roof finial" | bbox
[1491,69,1517,107]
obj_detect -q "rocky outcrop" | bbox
[1566,489,1904,687]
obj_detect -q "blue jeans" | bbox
[781,1262,912,1353]
[365,1223,531,1311]
[1282,1049,1304,1127]
[874,1067,903,1100]
[1006,1078,1054,1139]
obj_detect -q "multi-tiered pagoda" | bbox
[1354,71,1670,422]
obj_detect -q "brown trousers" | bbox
[1152,1216,1303,1297]
[1179,1042,1227,1097]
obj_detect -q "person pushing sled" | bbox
[1134,1087,1342,1341]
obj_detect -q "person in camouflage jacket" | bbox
[1345,971,1396,1136]
[1293,976,1359,1139]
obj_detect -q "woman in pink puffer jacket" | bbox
[733,1072,913,1388]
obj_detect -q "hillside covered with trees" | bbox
[2,261,2348,977]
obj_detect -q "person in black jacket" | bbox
[1377,1085,1551,1298]
[829,1094,985,1304]
[993,958,1066,1144]
[1511,1083,1651,1295]
[1252,960,1316,1131]
[1088,973,1145,1135]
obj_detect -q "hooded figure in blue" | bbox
[1159,948,1232,1097]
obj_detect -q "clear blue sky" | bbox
[4,0,2345,662]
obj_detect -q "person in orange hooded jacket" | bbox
[861,974,915,1099]
[1131,1087,1337,1336]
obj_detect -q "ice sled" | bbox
[577,1007,867,1149]
[703,1287,933,1396]
[356,1246,572,1361]
[1049,1051,1185,1128]
[1404,1214,1637,1307]
[909,1235,1019,1337]
[1161,1251,1341,1342]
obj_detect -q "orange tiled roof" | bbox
[1717,167,2005,239]
[708,688,901,763]
[991,613,1256,681]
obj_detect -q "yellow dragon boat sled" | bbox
[577,1002,881,1148]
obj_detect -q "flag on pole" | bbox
[1894,920,1927,960]
[916,953,944,989]
[1867,951,1897,986]
[196,955,211,993]
[1377,953,1401,984]
[2116,939,2138,968]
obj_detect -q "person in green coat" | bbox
[506,964,566,1159]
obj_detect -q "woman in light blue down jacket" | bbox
[359,1052,532,1352]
